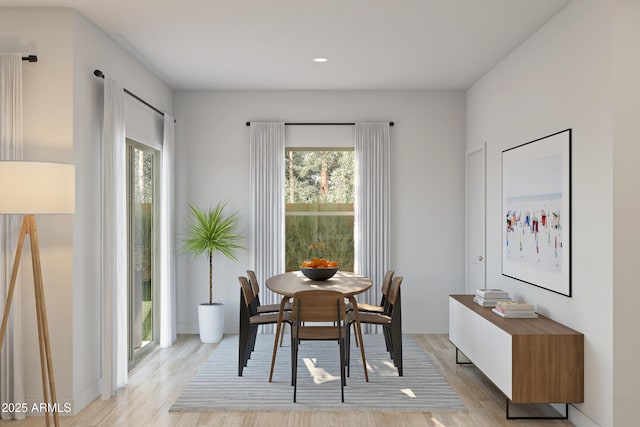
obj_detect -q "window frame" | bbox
[284,147,355,271]
[126,138,160,368]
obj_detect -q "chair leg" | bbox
[383,323,392,354]
[345,323,351,377]
[394,290,403,375]
[293,337,298,402]
[251,326,259,365]
[238,308,252,375]
[353,321,359,348]
[392,325,403,376]
[290,332,295,387]
[339,337,345,402]
[250,322,258,355]
[390,321,403,376]
[238,328,246,376]
[385,325,397,365]
[239,323,252,375]
[244,326,255,368]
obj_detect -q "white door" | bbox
[465,143,486,294]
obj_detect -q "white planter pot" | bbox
[198,303,224,343]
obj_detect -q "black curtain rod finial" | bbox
[21,55,38,62]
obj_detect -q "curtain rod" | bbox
[93,69,175,123]
[245,122,394,127]
[22,55,38,62]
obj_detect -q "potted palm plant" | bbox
[181,201,245,343]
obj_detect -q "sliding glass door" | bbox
[126,139,159,367]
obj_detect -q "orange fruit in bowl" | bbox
[301,258,339,269]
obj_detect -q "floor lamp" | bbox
[0,161,75,427]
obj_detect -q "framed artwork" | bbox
[502,129,572,297]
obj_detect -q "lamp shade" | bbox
[0,161,75,214]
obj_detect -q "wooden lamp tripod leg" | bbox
[33,261,51,427]
[0,215,59,427]
[28,215,59,426]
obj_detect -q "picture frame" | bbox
[502,129,571,297]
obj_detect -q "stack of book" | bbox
[473,288,511,307]
[492,301,538,318]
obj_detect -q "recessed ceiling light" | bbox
[313,57,328,63]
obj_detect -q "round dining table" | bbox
[266,270,372,297]
[265,270,372,382]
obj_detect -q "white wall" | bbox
[1,7,173,415]
[466,0,613,426]
[174,90,466,335]
[72,9,173,413]
[611,0,640,424]
[0,7,75,413]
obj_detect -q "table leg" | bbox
[269,296,289,382]
[348,296,369,382]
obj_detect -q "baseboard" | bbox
[405,322,449,334]
[177,323,199,334]
[71,379,102,415]
[23,380,100,417]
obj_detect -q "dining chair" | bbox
[346,270,394,351]
[349,270,394,314]
[247,269,292,347]
[247,270,292,314]
[349,276,404,376]
[291,290,348,403]
[238,276,291,376]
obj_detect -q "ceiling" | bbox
[2,0,571,90]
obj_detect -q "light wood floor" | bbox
[12,334,574,427]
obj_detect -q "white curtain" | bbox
[354,122,391,333]
[159,115,176,347]
[249,122,285,332]
[101,77,128,399]
[0,53,25,421]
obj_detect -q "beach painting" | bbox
[502,129,571,296]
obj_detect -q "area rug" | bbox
[170,334,467,412]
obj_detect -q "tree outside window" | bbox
[285,149,354,271]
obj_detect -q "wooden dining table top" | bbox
[266,271,372,298]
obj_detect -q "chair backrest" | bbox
[246,270,260,297]
[292,290,346,324]
[238,276,255,311]
[379,270,395,309]
[381,270,395,297]
[385,276,403,314]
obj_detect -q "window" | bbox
[285,148,354,271]
[126,139,159,367]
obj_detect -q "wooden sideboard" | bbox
[449,295,584,409]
